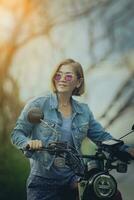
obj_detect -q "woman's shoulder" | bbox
[24,92,51,108]
[72,97,90,112]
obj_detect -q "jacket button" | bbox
[51,123,55,127]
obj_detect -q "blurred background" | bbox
[0,0,134,199]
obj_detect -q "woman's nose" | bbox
[60,74,66,81]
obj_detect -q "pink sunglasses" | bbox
[54,73,74,82]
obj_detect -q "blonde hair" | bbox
[51,58,85,96]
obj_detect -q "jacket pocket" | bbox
[74,123,89,144]
[78,122,89,136]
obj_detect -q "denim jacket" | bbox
[11,92,126,170]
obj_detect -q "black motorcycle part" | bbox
[83,172,117,200]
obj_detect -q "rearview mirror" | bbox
[27,108,44,123]
[132,124,134,131]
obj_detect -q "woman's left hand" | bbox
[128,148,134,157]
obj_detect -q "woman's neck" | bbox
[57,92,71,107]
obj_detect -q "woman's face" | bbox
[54,64,81,95]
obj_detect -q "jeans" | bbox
[27,174,79,200]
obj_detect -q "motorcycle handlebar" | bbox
[24,143,69,154]
[23,141,133,162]
[23,142,102,160]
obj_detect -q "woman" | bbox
[11,58,134,200]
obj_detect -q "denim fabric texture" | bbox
[27,174,78,200]
[11,92,128,200]
[11,92,114,171]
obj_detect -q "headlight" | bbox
[93,174,117,198]
[89,173,117,199]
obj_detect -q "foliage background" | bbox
[0,0,134,199]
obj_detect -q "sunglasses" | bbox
[54,73,74,82]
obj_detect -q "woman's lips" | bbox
[58,83,67,87]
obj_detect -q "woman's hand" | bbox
[127,148,134,157]
[27,140,43,150]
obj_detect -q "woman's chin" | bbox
[57,89,70,94]
[57,90,68,93]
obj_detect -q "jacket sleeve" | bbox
[87,109,113,143]
[87,107,130,151]
[11,99,39,150]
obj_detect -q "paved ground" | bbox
[111,161,134,200]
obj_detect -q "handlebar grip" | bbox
[25,144,30,150]
[114,150,133,162]
[21,144,31,151]
[22,144,47,152]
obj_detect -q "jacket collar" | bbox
[49,92,83,114]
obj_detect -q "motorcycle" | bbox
[25,108,134,200]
